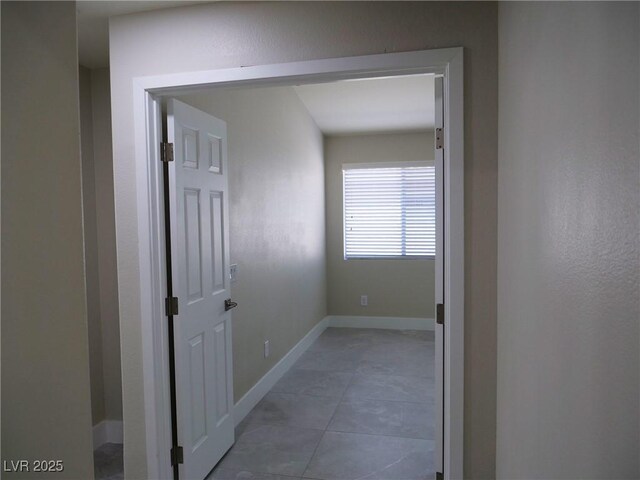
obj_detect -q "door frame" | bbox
[132,47,464,480]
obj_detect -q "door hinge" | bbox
[436,472,444,480]
[161,142,174,162]
[165,297,179,316]
[435,128,444,150]
[436,303,444,325]
[170,446,184,466]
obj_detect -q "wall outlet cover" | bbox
[264,340,270,358]
[360,295,368,306]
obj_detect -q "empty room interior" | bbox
[3,2,639,480]
[83,73,440,479]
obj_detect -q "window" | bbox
[343,163,435,259]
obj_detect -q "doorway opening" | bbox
[136,49,462,478]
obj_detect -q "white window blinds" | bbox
[343,163,435,259]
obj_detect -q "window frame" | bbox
[342,160,435,260]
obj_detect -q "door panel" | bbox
[213,322,229,424]
[184,188,203,302]
[167,99,234,480]
[210,192,225,294]
[207,135,222,173]
[188,333,207,445]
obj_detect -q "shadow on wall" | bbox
[79,65,123,435]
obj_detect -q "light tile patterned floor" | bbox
[210,327,435,480]
[94,328,435,480]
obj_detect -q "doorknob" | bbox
[225,299,238,311]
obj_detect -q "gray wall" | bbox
[109,3,498,477]
[79,66,123,426]
[497,3,640,478]
[1,2,94,478]
[178,86,327,402]
[325,132,435,318]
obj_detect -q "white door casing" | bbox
[166,99,235,480]
[132,49,464,480]
[434,75,445,476]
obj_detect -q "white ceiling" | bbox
[77,1,210,68]
[293,75,435,135]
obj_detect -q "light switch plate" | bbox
[229,264,238,283]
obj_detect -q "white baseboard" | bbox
[93,420,123,448]
[232,314,433,426]
[328,315,434,331]
[233,316,331,426]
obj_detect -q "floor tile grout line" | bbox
[299,333,358,479]
[234,421,327,435]
[263,389,352,401]
[289,365,436,382]
[322,427,435,442]
[341,395,435,405]
[325,372,356,429]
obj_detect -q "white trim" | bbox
[233,317,330,425]
[93,420,124,448]
[443,50,465,480]
[132,48,464,480]
[328,315,434,331]
[434,75,445,475]
[134,49,458,94]
[133,87,172,480]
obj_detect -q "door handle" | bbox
[224,299,238,311]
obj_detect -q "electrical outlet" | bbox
[264,340,270,358]
[360,295,368,306]
[229,264,238,283]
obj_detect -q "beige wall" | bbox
[80,66,106,425]
[178,86,326,402]
[497,3,639,478]
[325,132,435,318]
[110,3,498,477]
[79,66,123,426]
[1,2,94,478]
[91,68,123,422]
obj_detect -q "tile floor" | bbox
[94,442,124,480]
[93,327,435,480]
[210,327,435,480]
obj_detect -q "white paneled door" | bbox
[166,99,235,480]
